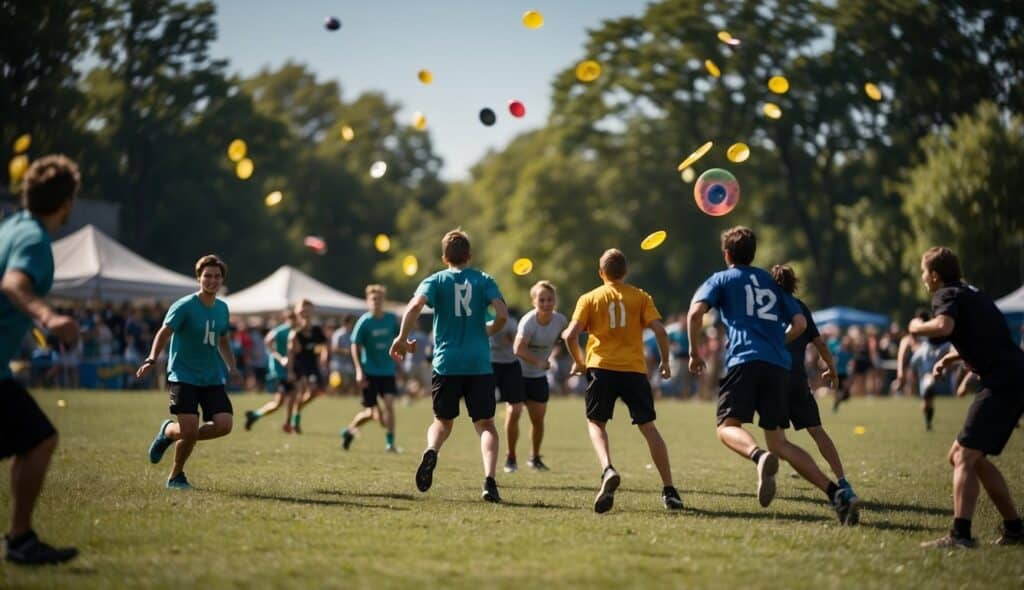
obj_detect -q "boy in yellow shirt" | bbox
[562,249,683,513]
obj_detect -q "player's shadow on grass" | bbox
[316,489,417,501]
[684,506,832,524]
[230,491,410,511]
[509,484,646,494]
[443,497,578,510]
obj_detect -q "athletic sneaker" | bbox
[838,479,861,525]
[482,477,502,503]
[384,445,399,453]
[830,488,858,525]
[920,534,976,549]
[148,419,173,464]
[244,410,258,431]
[662,486,684,510]
[282,424,293,434]
[756,452,779,507]
[415,449,438,492]
[993,527,1024,546]
[594,466,621,514]
[341,429,355,450]
[504,458,518,473]
[4,531,78,565]
[528,456,550,471]
[166,472,192,490]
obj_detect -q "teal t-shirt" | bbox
[0,211,53,380]
[165,293,230,386]
[353,311,399,376]
[415,267,502,375]
[266,322,291,380]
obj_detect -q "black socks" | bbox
[749,448,766,465]
[952,518,972,540]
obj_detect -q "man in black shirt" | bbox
[910,247,1024,549]
[289,299,328,434]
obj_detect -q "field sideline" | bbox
[1,391,1022,589]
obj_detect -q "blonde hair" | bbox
[530,280,556,301]
[365,284,387,297]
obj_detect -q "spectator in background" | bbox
[329,315,356,395]
[247,321,269,392]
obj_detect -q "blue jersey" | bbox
[353,311,400,376]
[691,266,800,370]
[0,212,53,380]
[266,323,291,380]
[164,293,231,386]
[416,267,502,375]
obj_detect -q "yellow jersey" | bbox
[571,281,661,374]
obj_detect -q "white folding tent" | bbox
[223,265,366,316]
[996,284,1024,314]
[50,225,197,301]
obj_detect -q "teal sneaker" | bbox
[148,419,173,464]
[838,478,860,524]
[166,472,192,490]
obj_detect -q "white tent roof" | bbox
[51,225,197,301]
[996,284,1024,313]
[223,265,366,316]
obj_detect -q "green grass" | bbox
[2,391,1023,589]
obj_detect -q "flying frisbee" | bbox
[522,10,543,29]
[13,134,30,154]
[375,233,391,252]
[641,230,667,251]
[227,139,247,162]
[726,143,750,163]
[513,258,533,275]
[402,255,419,276]
[264,191,283,207]
[508,100,526,118]
[576,60,601,83]
[479,108,496,126]
[677,141,713,172]
[694,168,740,216]
[705,59,721,78]
[324,16,341,31]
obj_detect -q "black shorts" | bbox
[717,361,788,430]
[362,375,398,407]
[431,372,496,421]
[275,378,295,395]
[783,372,822,430]
[168,381,233,422]
[585,368,656,425]
[852,358,871,375]
[296,367,324,388]
[0,380,57,459]
[958,387,1024,456]
[523,377,550,404]
[493,362,524,404]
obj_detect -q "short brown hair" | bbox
[441,229,471,265]
[922,247,961,284]
[194,254,227,279]
[530,280,556,300]
[365,284,387,297]
[294,298,313,310]
[770,264,799,294]
[721,226,756,265]
[599,249,628,280]
[22,154,80,216]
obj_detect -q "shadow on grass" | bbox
[229,491,410,511]
[316,489,417,501]
[684,488,949,517]
[509,484,648,494]
[442,497,578,510]
[683,506,832,524]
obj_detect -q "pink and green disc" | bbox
[694,168,740,216]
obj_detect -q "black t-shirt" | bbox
[931,283,1024,388]
[294,325,327,371]
[786,298,820,375]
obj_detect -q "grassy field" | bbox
[1,390,1023,589]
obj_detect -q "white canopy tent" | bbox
[996,284,1024,314]
[51,225,197,301]
[223,265,366,316]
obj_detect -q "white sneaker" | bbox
[756,452,779,507]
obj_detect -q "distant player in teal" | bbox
[137,255,239,490]
[1,155,81,565]
[341,284,401,452]
[244,309,297,433]
[390,230,509,503]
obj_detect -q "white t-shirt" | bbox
[517,310,568,378]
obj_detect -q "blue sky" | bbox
[211,0,651,180]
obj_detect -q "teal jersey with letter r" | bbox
[0,211,53,380]
[352,311,400,376]
[164,293,230,386]
[416,267,502,375]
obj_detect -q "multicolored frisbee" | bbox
[694,168,740,216]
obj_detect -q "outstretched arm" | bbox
[391,295,427,361]
[686,301,709,374]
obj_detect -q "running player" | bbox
[490,309,524,472]
[771,264,860,510]
[1,155,81,565]
[138,254,239,490]
[290,299,328,434]
[687,227,856,524]
[562,249,684,513]
[244,309,297,432]
[910,247,1024,548]
[513,280,568,471]
[341,284,401,452]
[897,310,953,431]
[390,229,507,503]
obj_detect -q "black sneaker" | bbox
[482,477,502,503]
[756,452,779,508]
[528,456,550,471]
[993,527,1024,546]
[341,430,355,451]
[830,488,859,525]
[663,486,684,510]
[921,534,976,549]
[415,449,438,492]
[503,457,518,473]
[594,467,621,514]
[4,531,78,565]
[244,410,258,431]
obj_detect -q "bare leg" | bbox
[587,420,612,470]
[426,418,453,451]
[638,422,673,487]
[526,401,546,458]
[807,426,845,480]
[764,428,831,492]
[716,418,759,458]
[505,402,523,459]
[254,393,284,417]
[950,442,983,520]
[8,434,57,537]
[348,407,376,433]
[381,394,396,435]
[166,414,199,479]
[975,455,1021,520]
[474,418,499,479]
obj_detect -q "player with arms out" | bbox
[562,249,684,513]
[244,309,297,432]
[390,230,508,502]
[138,255,239,490]
[687,227,857,524]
